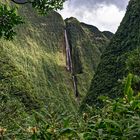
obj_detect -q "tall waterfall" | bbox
[64,30,79,99]
[72,75,79,98]
[64,30,73,72]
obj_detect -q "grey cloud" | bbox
[69,0,129,10]
[59,0,130,32]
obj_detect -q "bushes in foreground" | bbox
[1,74,140,139]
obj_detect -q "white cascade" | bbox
[64,30,73,72]
[64,30,79,99]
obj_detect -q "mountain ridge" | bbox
[81,0,140,109]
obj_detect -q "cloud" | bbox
[68,0,129,10]
[58,0,129,33]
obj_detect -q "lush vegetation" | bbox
[81,0,140,109]
[0,3,111,134]
[1,74,140,139]
[0,6,76,131]
[0,0,65,39]
[2,0,140,139]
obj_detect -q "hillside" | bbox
[65,17,111,98]
[0,5,112,129]
[81,0,140,108]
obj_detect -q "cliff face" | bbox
[82,0,140,108]
[65,17,111,98]
[0,5,112,127]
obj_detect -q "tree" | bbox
[0,0,66,39]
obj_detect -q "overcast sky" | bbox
[58,0,130,33]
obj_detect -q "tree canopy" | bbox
[0,0,66,39]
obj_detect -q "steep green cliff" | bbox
[0,5,112,128]
[82,0,140,108]
[65,17,111,98]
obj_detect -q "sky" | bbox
[58,0,130,33]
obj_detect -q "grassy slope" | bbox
[81,0,140,108]
[0,6,76,129]
[0,6,111,128]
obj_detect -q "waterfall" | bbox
[64,30,79,99]
[64,30,73,72]
[72,75,79,98]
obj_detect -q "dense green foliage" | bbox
[0,4,23,39]
[81,0,140,109]
[0,5,111,131]
[0,7,75,130]
[31,0,65,14]
[0,0,65,39]
[127,48,140,76]
[127,48,140,93]
[1,0,140,139]
[2,74,140,139]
